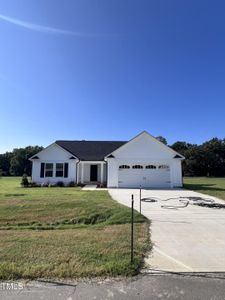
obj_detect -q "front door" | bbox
[90,165,98,181]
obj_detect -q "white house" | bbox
[30,131,184,188]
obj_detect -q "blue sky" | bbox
[0,0,225,153]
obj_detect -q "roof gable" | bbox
[30,143,77,161]
[106,131,184,159]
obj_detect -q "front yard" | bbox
[184,177,225,200]
[0,177,150,279]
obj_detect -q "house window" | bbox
[56,163,64,177]
[132,165,143,169]
[158,165,170,169]
[45,163,53,177]
[146,165,156,169]
[119,165,130,169]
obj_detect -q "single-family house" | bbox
[30,131,184,188]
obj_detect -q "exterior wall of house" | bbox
[170,160,183,187]
[106,132,183,188]
[103,163,107,182]
[83,164,90,182]
[31,143,78,184]
[107,158,119,187]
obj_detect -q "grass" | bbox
[0,177,144,228]
[184,177,225,200]
[0,177,150,279]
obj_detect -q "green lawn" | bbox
[184,177,225,200]
[0,177,150,279]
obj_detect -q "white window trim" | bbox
[132,165,143,169]
[56,163,64,177]
[42,162,68,178]
[145,165,157,169]
[158,165,170,169]
[119,165,130,169]
[44,163,54,178]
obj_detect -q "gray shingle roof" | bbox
[55,140,126,161]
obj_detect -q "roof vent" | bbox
[174,154,182,158]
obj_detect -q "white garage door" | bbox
[118,164,171,188]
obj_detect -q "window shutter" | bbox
[64,163,68,178]
[40,163,45,178]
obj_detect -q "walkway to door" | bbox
[82,185,98,190]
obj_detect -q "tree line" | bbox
[0,146,43,176]
[0,137,225,177]
[171,138,225,177]
[156,136,225,177]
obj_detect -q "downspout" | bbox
[29,158,33,182]
[104,158,107,187]
[182,159,184,187]
[76,158,80,185]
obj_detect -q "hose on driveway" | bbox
[140,196,225,210]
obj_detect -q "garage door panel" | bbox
[118,168,171,188]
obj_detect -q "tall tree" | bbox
[0,152,13,175]
[156,136,167,145]
[200,138,225,176]
[10,146,43,176]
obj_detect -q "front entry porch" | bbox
[77,161,106,185]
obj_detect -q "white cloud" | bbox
[0,13,92,37]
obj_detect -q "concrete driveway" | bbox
[108,188,225,273]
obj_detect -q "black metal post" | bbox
[139,185,142,214]
[131,194,134,264]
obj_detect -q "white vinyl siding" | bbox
[106,132,183,188]
[31,143,77,184]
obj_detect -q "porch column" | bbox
[76,163,80,184]
[100,162,104,183]
[81,162,84,184]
